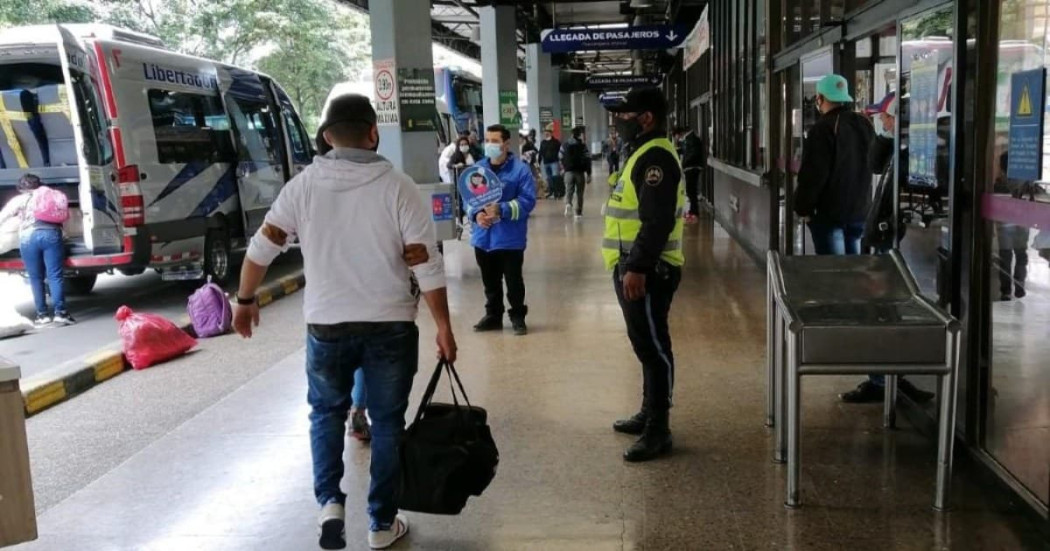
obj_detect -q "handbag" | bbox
[399,359,498,515]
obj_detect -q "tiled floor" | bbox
[12,180,1048,550]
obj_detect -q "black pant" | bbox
[614,263,682,413]
[998,248,1028,296]
[565,171,586,214]
[685,168,700,215]
[475,248,527,319]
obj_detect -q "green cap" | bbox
[815,74,853,103]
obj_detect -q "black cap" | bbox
[604,86,667,118]
[318,94,377,134]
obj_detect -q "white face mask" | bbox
[875,117,893,139]
[459,145,470,153]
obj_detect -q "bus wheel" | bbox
[64,275,98,296]
[204,229,232,286]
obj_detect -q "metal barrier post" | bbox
[883,374,898,428]
[766,268,776,428]
[934,328,961,511]
[773,313,786,464]
[785,329,802,508]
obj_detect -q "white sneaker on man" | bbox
[368,514,409,549]
[318,501,346,550]
[564,203,572,217]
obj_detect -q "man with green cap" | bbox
[794,73,875,255]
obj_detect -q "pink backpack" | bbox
[187,278,232,338]
[32,186,70,224]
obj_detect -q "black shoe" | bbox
[613,410,648,435]
[1015,287,1026,299]
[511,317,527,336]
[1000,293,1013,302]
[839,381,885,403]
[473,314,503,332]
[898,378,935,404]
[52,311,76,326]
[624,412,672,462]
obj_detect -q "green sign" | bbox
[561,111,572,127]
[499,90,520,129]
[397,67,438,132]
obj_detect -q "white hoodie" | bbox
[248,148,445,325]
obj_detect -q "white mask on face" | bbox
[460,145,470,153]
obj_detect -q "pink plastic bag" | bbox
[116,306,197,370]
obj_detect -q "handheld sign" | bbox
[457,165,504,210]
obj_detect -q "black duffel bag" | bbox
[399,360,498,515]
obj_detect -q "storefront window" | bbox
[981,0,1050,508]
[711,0,765,171]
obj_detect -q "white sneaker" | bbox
[368,514,409,550]
[564,204,572,216]
[318,501,346,550]
[574,214,583,221]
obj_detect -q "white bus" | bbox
[0,24,314,291]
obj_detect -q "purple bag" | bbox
[187,278,232,338]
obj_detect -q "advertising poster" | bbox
[457,165,504,211]
[908,55,939,187]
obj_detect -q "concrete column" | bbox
[525,43,554,135]
[582,92,606,154]
[559,93,572,139]
[369,0,435,182]
[480,5,519,151]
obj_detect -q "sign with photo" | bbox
[457,165,504,210]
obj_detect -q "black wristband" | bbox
[235,295,257,306]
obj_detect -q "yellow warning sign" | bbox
[1018,82,1034,117]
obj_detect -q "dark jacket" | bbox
[561,137,590,173]
[679,132,704,170]
[623,130,683,273]
[539,138,561,164]
[520,140,538,165]
[795,107,875,225]
[862,135,902,251]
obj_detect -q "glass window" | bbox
[981,0,1050,509]
[282,110,311,164]
[224,96,282,166]
[147,90,235,164]
[711,0,764,170]
[70,72,111,166]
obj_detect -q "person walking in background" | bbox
[0,174,74,326]
[236,95,456,550]
[439,130,470,184]
[994,152,1032,302]
[602,88,686,463]
[447,136,477,172]
[839,92,933,405]
[539,128,563,199]
[561,126,590,219]
[674,126,704,223]
[604,131,622,174]
[470,124,537,336]
[794,74,874,255]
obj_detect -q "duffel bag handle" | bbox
[411,359,475,426]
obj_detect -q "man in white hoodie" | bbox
[232,94,457,551]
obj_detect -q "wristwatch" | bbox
[235,295,257,306]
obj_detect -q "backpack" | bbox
[187,278,232,338]
[31,186,70,224]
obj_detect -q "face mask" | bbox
[460,145,470,153]
[614,116,643,141]
[875,121,892,139]
[484,143,503,160]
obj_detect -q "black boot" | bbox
[624,411,672,462]
[473,314,503,332]
[612,409,648,435]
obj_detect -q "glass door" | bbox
[980,0,1050,509]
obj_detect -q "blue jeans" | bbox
[20,228,66,315]
[352,368,366,408]
[542,162,560,186]
[808,221,865,256]
[306,323,418,530]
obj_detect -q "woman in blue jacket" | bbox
[468,124,537,336]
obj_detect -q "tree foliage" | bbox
[0,0,371,128]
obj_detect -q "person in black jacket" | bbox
[794,74,875,255]
[674,126,704,222]
[561,126,590,218]
[539,130,563,199]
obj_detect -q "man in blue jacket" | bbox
[470,124,537,336]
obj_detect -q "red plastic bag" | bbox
[116,306,197,370]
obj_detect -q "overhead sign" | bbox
[396,67,438,132]
[541,25,687,54]
[1008,68,1047,181]
[683,5,709,70]
[599,91,627,107]
[373,58,399,126]
[499,90,521,129]
[585,74,662,90]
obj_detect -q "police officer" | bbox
[602,87,686,462]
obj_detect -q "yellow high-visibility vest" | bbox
[602,137,685,271]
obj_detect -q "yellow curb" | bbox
[91,352,126,382]
[281,278,299,295]
[257,291,274,306]
[24,380,67,415]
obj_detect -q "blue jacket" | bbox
[469,153,537,251]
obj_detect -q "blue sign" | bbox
[599,92,627,107]
[1007,68,1046,181]
[585,74,662,90]
[432,193,454,222]
[541,25,687,53]
[457,166,504,210]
